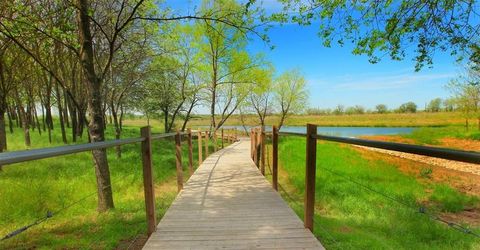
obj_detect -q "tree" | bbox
[447,80,480,130]
[426,98,442,112]
[333,105,344,115]
[375,104,388,114]
[274,69,308,129]
[272,1,480,71]
[245,69,274,127]
[345,105,365,115]
[398,102,417,113]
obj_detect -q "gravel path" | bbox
[355,146,480,176]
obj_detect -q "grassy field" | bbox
[0,124,224,249]
[175,111,468,127]
[271,136,479,249]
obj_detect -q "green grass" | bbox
[275,136,480,249]
[0,123,225,249]
[401,126,480,145]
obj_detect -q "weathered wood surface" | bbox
[143,139,324,250]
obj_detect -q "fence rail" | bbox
[251,124,480,234]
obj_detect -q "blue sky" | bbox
[165,0,462,111]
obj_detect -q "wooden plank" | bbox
[143,139,323,249]
[140,126,156,236]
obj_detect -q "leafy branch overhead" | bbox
[270,0,480,71]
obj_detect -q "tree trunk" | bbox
[64,90,70,128]
[6,105,13,133]
[33,105,41,135]
[16,98,31,147]
[77,0,114,211]
[164,108,169,133]
[55,81,67,144]
[111,101,121,158]
[0,109,6,151]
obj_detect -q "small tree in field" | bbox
[398,102,417,113]
[375,104,388,114]
[427,98,442,112]
[274,69,308,130]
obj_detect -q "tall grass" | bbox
[275,136,480,249]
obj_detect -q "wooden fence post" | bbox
[198,129,203,165]
[253,129,258,167]
[272,125,278,191]
[255,128,261,167]
[250,129,254,160]
[213,130,218,152]
[260,127,265,176]
[140,126,156,236]
[205,131,209,157]
[175,130,184,192]
[221,128,224,149]
[304,124,317,232]
[187,128,193,175]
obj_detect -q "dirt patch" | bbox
[440,138,480,151]
[440,208,480,227]
[115,234,148,250]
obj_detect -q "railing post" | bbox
[255,128,261,167]
[250,129,254,160]
[253,129,258,167]
[272,125,278,191]
[205,131,209,157]
[175,130,184,192]
[187,128,193,175]
[221,128,224,149]
[304,124,317,232]
[213,130,218,152]
[198,129,203,165]
[260,127,265,176]
[140,126,156,236]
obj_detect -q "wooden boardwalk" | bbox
[143,139,324,249]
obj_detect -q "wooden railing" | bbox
[0,127,239,239]
[251,124,480,233]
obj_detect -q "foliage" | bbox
[398,102,418,113]
[427,98,443,112]
[270,0,480,71]
[274,68,308,129]
[375,104,388,114]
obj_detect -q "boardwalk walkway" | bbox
[143,139,324,249]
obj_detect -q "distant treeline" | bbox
[306,98,456,115]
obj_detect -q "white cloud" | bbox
[331,72,455,91]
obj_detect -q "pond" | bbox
[216,125,415,137]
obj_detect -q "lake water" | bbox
[217,126,415,138]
